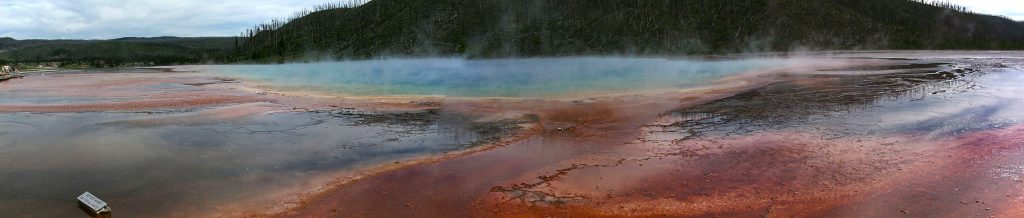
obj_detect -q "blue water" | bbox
[204,57,791,97]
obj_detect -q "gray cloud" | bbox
[944,0,1024,20]
[0,0,359,39]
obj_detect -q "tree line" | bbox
[228,0,1024,61]
[232,0,369,62]
[4,0,1022,67]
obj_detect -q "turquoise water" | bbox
[204,57,793,97]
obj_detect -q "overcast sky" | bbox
[948,0,1024,21]
[0,0,1021,40]
[0,0,359,39]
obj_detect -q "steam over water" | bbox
[205,58,795,97]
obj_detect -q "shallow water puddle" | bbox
[0,106,515,217]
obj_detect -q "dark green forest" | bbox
[2,0,1023,66]
[0,37,234,67]
[235,0,1024,61]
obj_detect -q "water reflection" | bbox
[0,107,516,217]
[659,61,1024,139]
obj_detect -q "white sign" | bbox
[77,192,112,214]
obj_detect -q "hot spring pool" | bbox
[201,57,807,97]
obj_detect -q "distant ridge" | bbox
[0,37,234,66]
[234,0,1024,61]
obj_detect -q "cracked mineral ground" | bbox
[2,52,1024,217]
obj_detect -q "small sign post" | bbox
[77,192,112,215]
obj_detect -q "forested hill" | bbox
[0,37,235,67]
[235,0,1024,60]
[4,0,1023,66]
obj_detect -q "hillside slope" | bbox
[236,0,1024,60]
[0,37,234,66]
